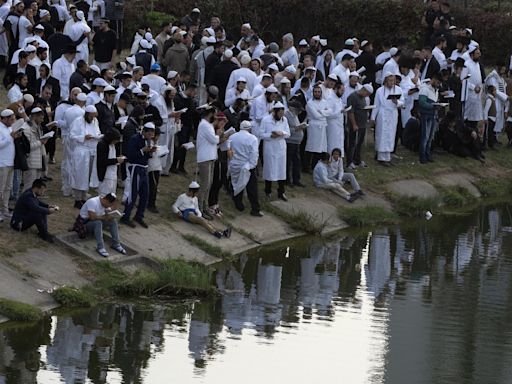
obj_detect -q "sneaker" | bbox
[111,244,127,255]
[223,227,232,238]
[213,206,223,218]
[348,162,357,170]
[278,193,288,202]
[97,248,109,257]
[134,217,148,228]
[49,157,56,164]
[120,217,136,228]
[250,211,264,217]
[213,231,222,239]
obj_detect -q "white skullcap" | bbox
[344,38,355,46]
[126,56,136,65]
[240,55,251,65]
[361,40,369,48]
[305,66,316,72]
[25,45,36,53]
[34,24,44,30]
[205,36,216,44]
[170,26,179,35]
[298,39,308,46]
[352,37,359,41]
[189,181,200,189]
[362,84,374,94]
[143,122,155,129]
[268,63,279,72]
[312,35,320,41]
[200,36,209,46]
[39,9,50,17]
[223,49,233,59]
[92,78,109,87]
[285,65,296,74]
[465,28,473,35]
[266,85,278,93]
[242,23,251,29]
[85,105,97,113]
[144,32,153,41]
[468,44,478,54]
[13,0,22,5]
[273,101,285,109]
[161,84,175,94]
[23,94,34,103]
[132,87,142,94]
[383,71,395,79]
[140,39,152,49]
[280,77,291,84]
[167,70,178,79]
[0,109,14,117]
[76,10,85,20]
[349,71,360,78]
[449,25,457,30]
[389,47,399,57]
[104,85,116,92]
[89,64,100,74]
[262,73,272,79]
[30,107,43,114]
[237,77,247,83]
[205,27,215,37]
[192,7,200,13]
[327,73,339,81]
[283,33,294,41]
[240,120,252,130]
[179,30,187,37]
[320,38,328,47]
[76,93,87,101]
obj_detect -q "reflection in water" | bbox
[0,206,512,383]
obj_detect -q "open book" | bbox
[106,209,123,218]
[433,102,449,107]
[364,105,376,110]
[40,131,55,140]
[224,127,236,137]
[182,142,195,150]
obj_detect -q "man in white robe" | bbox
[461,47,484,127]
[382,47,400,78]
[69,105,101,208]
[260,102,290,200]
[331,54,353,87]
[228,120,262,216]
[484,65,508,136]
[306,85,331,168]
[371,72,404,164]
[51,46,77,99]
[327,82,347,155]
[281,33,298,67]
[226,54,257,93]
[250,86,278,139]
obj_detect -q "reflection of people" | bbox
[172,181,232,239]
[10,178,58,243]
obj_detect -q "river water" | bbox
[2,205,512,383]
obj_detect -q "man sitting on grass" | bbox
[172,181,232,239]
[313,152,359,203]
[10,178,58,243]
[78,193,127,257]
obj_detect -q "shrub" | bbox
[0,299,42,322]
[52,287,95,308]
[341,206,398,227]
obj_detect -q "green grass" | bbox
[0,299,43,322]
[262,203,328,235]
[340,206,399,227]
[52,286,95,308]
[390,194,441,218]
[477,177,512,198]
[439,186,479,209]
[182,234,233,259]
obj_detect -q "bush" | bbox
[0,299,42,322]
[440,186,478,209]
[341,206,398,227]
[52,287,95,308]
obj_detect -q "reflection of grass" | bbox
[52,286,95,308]
[0,299,42,322]
[340,206,398,227]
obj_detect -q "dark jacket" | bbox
[356,51,377,84]
[36,76,60,107]
[144,104,163,128]
[47,32,84,64]
[69,70,89,93]
[211,60,239,104]
[122,117,140,155]
[204,52,222,86]
[420,56,441,81]
[95,100,115,134]
[13,132,30,171]
[11,188,50,228]
[135,51,153,76]
[96,139,119,181]
[127,133,151,165]
[4,64,37,95]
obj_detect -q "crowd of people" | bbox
[0,0,510,256]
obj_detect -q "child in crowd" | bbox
[328,148,364,196]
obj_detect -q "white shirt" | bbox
[432,46,448,70]
[281,46,299,67]
[7,84,23,103]
[196,119,219,163]
[17,15,32,49]
[86,91,103,106]
[224,88,250,108]
[141,74,167,93]
[79,196,105,219]
[63,104,85,136]
[0,122,14,167]
[375,51,391,85]
[331,63,350,86]
[227,68,258,93]
[52,56,75,99]
[172,193,201,217]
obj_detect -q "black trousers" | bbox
[233,168,260,213]
[208,151,228,206]
[265,180,285,196]
[286,143,301,184]
[487,120,496,148]
[347,127,366,165]
[171,126,191,171]
[300,130,309,172]
[45,136,56,158]
[309,152,323,170]
[11,213,48,237]
[148,170,160,208]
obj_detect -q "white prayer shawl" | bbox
[485,70,508,132]
[326,94,345,155]
[250,94,273,139]
[227,67,258,93]
[70,20,91,63]
[331,63,350,86]
[461,58,483,121]
[0,4,10,57]
[305,98,330,153]
[281,46,299,67]
[382,58,399,78]
[399,71,417,125]
[228,130,259,195]
[335,48,358,64]
[224,88,250,108]
[52,57,75,99]
[375,51,391,85]
[90,143,117,189]
[260,115,290,181]
[86,91,103,106]
[69,117,101,191]
[315,49,336,80]
[432,47,448,70]
[371,85,404,153]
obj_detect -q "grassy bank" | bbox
[0,299,42,322]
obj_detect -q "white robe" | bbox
[226,67,257,93]
[306,98,330,153]
[371,85,404,153]
[68,20,91,63]
[331,63,350,86]
[56,102,77,196]
[0,4,10,57]
[69,117,101,191]
[326,94,345,155]
[260,115,290,181]
[52,57,75,99]
[250,94,273,139]
[281,46,298,67]
[485,70,508,133]
[399,71,417,125]
[228,130,259,195]
[461,58,483,122]
[315,49,336,80]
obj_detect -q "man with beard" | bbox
[461,47,485,130]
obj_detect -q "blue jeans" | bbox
[124,165,149,220]
[420,114,436,161]
[86,220,121,250]
[10,169,21,200]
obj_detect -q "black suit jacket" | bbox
[36,76,60,107]
[421,56,441,80]
[11,188,50,226]
[4,64,37,95]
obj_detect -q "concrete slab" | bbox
[11,248,89,289]
[170,220,255,255]
[0,261,56,311]
[119,224,221,265]
[386,179,439,199]
[270,197,348,233]
[341,191,393,211]
[229,211,302,245]
[437,173,481,198]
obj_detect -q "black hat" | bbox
[100,18,110,24]
[454,57,466,68]
[63,45,79,54]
